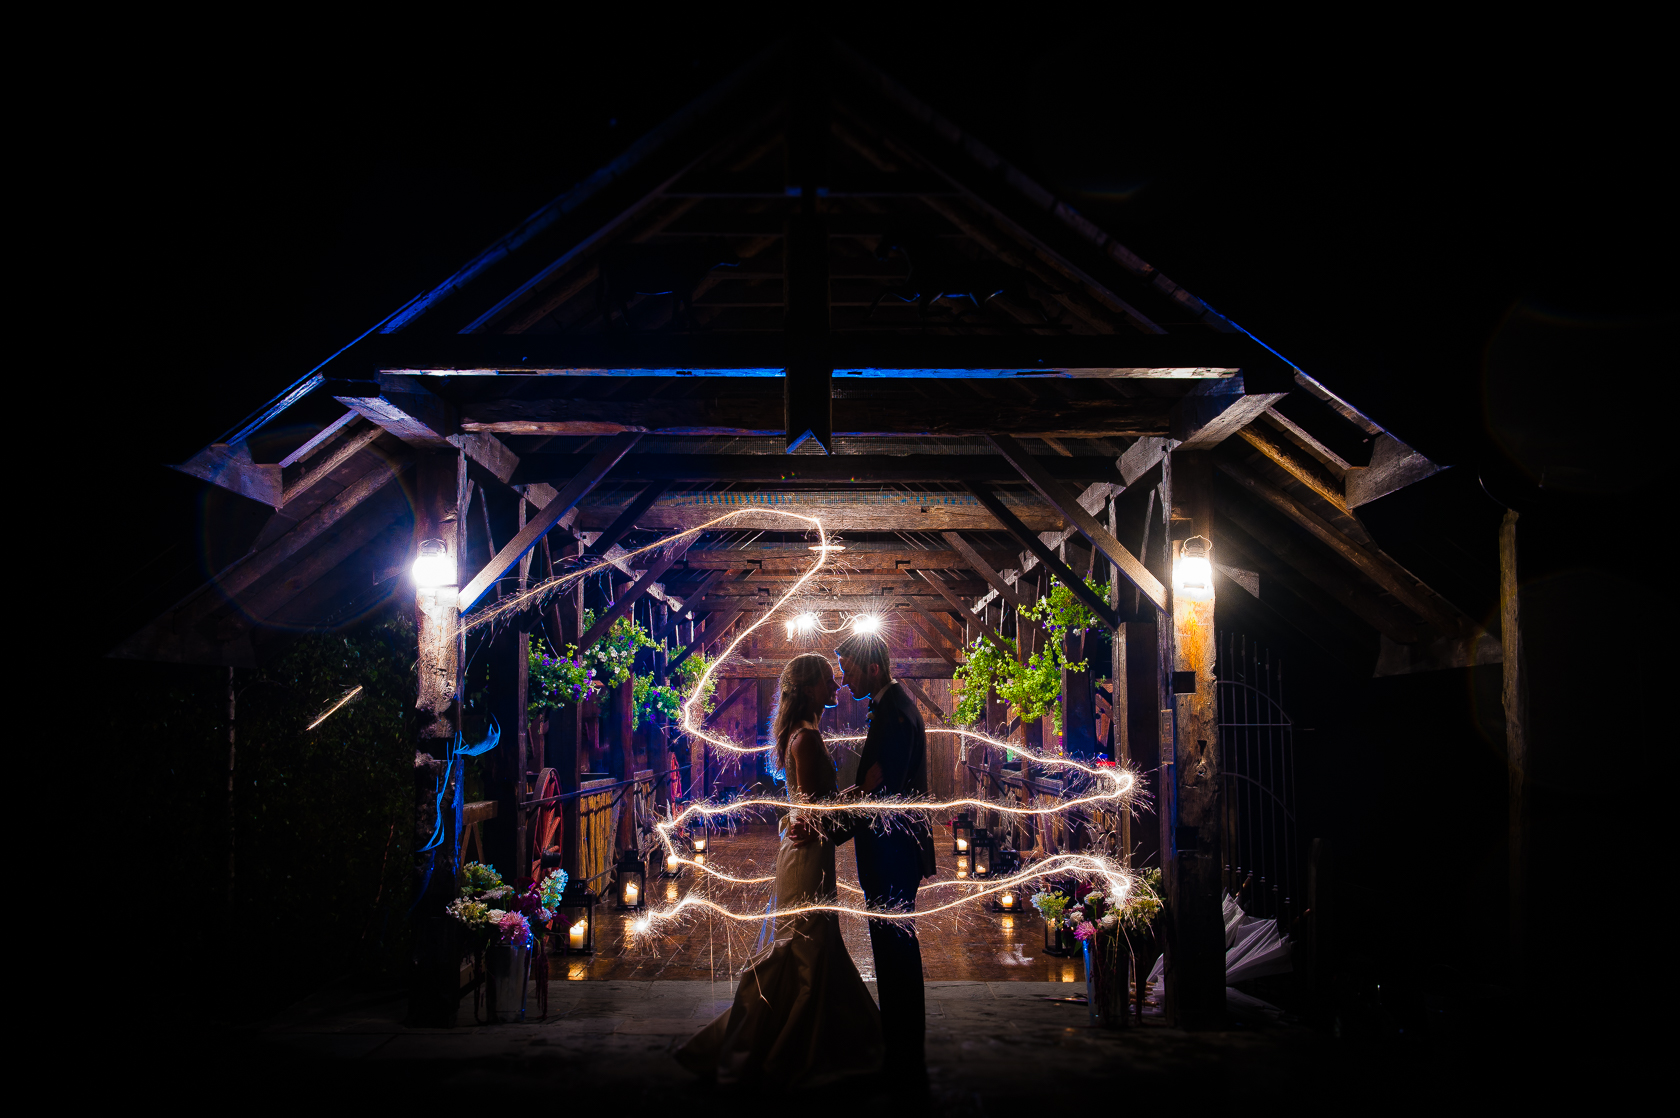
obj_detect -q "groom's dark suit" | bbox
[853,680,931,1072]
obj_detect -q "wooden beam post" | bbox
[408,447,466,1028]
[1163,450,1224,1028]
[962,482,1123,627]
[456,431,643,613]
[1108,497,1131,860]
[983,435,1163,612]
[784,39,832,453]
[1499,509,1528,987]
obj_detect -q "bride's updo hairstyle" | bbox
[773,652,834,774]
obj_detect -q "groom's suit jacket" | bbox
[854,682,938,878]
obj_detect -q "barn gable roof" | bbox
[125,35,1483,676]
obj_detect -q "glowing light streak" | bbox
[637,853,1134,935]
[305,685,363,731]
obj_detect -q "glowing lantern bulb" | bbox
[1173,536,1214,601]
[851,614,882,635]
[412,539,455,589]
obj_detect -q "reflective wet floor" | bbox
[560,824,1087,985]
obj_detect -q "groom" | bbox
[834,632,933,1081]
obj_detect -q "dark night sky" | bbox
[79,20,1661,629]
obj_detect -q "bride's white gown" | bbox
[676,731,884,1086]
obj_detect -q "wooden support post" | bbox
[1163,451,1224,1028]
[408,448,467,1028]
[486,621,528,883]
[1062,628,1097,758]
[226,666,236,908]
[783,39,832,453]
[1500,509,1528,986]
[1109,496,1131,861]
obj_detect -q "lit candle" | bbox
[1001,892,1015,909]
[956,838,968,851]
[693,836,707,852]
[667,853,679,873]
[624,881,639,906]
[568,919,587,951]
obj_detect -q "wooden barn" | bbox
[117,36,1515,1030]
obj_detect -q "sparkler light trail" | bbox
[305,685,363,731]
[457,506,1144,941]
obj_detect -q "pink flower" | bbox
[1072,920,1098,941]
[496,910,532,946]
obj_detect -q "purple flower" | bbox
[1072,920,1098,941]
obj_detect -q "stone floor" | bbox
[567,823,1082,983]
[245,977,1344,1111]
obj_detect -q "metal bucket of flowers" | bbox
[447,862,563,1023]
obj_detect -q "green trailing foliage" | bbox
[952,575,1106,736]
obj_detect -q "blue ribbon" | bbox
[411,718,501,912]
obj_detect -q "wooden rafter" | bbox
[457,432,643,612]
[984,434,1161,613]
[576,539,693,652]
[963,483,1123,627]
[1215,458,1469,637]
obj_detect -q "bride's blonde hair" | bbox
[773,653,834,773]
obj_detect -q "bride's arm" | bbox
[785,728,829,844]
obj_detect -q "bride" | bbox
[676,653,884,1087]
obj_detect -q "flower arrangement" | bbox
[449,862,566,951]
[528,638,601,714]
[632,673,684,730]
[582,610,656,689]
[1032,868,1161,943]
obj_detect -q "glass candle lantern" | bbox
[557,883,596,954]
[615,851,646,911]
[991,889,1019,914]
[953,813,973,855]
[971,828,994,879]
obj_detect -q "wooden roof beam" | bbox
[982,435,1161,613]
[962,482,1122,628]
[318,332,1281,380]
[510,452,1115,488]
[1170,380,1288,452]
[457,432,643,613]
[649,568,742,641]
[576,537,693,652]
[896,609,961,671]
[941,531,1032,610]
[1215,457,1471,637]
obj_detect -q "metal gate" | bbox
[1217,632,1299,928]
